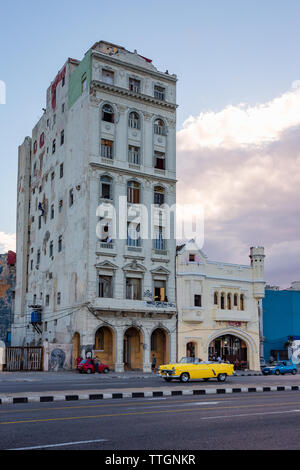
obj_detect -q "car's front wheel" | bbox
[275,369,280,375]
[86,368,92,374]
[180,372,190,383]
[103,368,109,374]
[292,369,297,375]
[217,373,227,382]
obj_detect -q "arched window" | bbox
[234,293,238,307]
[214,292,218,305]
[220,293,225,310]
[39,133,45,148]
[127,181,140,204]
[102,104,114,123]
[128,112,140,129]
[154,118,165,136]
[154,186,165,206]
[240,294,245,311]
[100,175,112,200]
[227,293,232,310]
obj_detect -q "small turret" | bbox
[249,247,265,298]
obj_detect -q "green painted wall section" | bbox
[68,49,92,109]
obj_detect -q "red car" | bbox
[77,358,110,374]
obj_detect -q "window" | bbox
[127,222,141,247]
[52,139,56,154]
[37,250,40,265]
[154,151,165,170]
[214,292,218,305]
[101,139,113,159]
[128,145,140,165]
[129,77,141,93]
[51,171,55,181]
[98,275,113,298]
[221,293,225,310]
[102,69,114,84]
[154,119,165,136]
[53,114,56,125]
[49,241,53,257]
[128,111,140,129]
[33,141,37,154]
[100,175,112,200]
[189,254,195,262]
[57,292,61,305]
[81,74,87,92]
[58,199,63,213]
[50,204,54,219]
[126,277,141,300]
[62,76,65,87]
[154,227,165,250]
[194,294,202,307]
[39,133,45,148]
[58,235,62,253]
[127,181,140,203]
[154,280,166,302]
[46,295,49,306]
[38,215,42,229]
[102,104,114,123]
[69,188,74,207]
[30,259,33,271]
[33,163,37,177]
[227,293,232,310]
[154,85,165,101]
[234,294,238,307]
[240,294,245,311]
[154,186,165,206]
[62,103,65,113]
[60,130,64,146]
[60,163,63,178]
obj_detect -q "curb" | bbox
[0,385,299,405]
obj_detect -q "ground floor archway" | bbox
[208,334,248,367]
[123,327,143,370]
[94,326,115,370]
[151,328,169,368]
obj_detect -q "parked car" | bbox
[262,360,297,376]
[260,357,267,368]
[77,358,110,374]
[157,357,234,383]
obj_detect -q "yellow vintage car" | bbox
[157,357,234,383]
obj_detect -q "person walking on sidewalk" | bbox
[152,354,157,373]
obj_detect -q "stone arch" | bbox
[94,325,116,370]
[123,326,144,370]
[150,326,170,367]
[72,332,81,368]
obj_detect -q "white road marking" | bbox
[201,409,300,420]
[9,439,108,450]
[126,401,222,410]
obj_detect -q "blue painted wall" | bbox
[263,289,300,360]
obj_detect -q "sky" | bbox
[0,0,300,287]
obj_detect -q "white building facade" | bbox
[176,241,265,371]
[12,41,178,372]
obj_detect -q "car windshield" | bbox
[179,357,202,364]
[80,360,87,364]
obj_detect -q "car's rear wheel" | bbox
[292,369,297,375]
[217,373,227,382]
[164,377,172,382]
[180,372,190,383]
[86,368,92,374]
[275,369,280,375]
[103,368,109,374]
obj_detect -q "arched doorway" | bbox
[123,327,143,370]
[94,326,115,370]
[151,328,169,367]
[72,332,81,368]
[208,334,248,366]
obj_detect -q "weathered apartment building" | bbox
[0,251,16,345]
[12,41,178,371]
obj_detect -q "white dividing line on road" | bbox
[126,401,222,410]
[200,409,300,421]
[9,438,108,450]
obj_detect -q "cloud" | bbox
[0,232,16,253]
[177,85,300,287]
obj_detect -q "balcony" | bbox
[181,308,204,323]
[215,309,251,322]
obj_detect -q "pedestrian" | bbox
[151,354,157,373]
[217,355,222,363]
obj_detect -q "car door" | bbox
[192,362,215,379]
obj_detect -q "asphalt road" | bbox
[1,391,300,450]
[0,371,300,394]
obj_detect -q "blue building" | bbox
[263,283,300,362]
